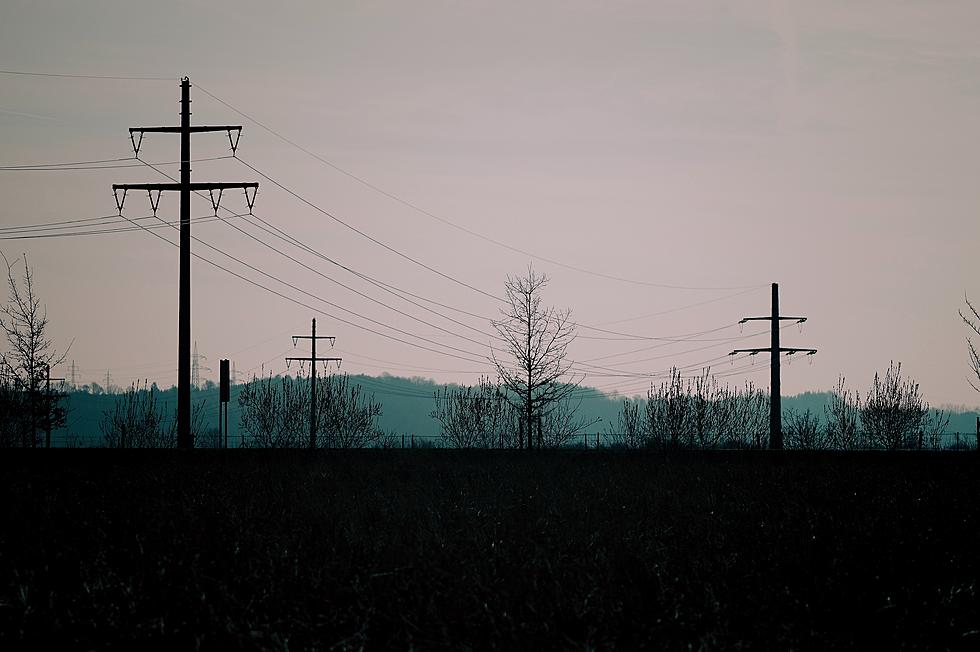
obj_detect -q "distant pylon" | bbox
[191,341,210,389]
[191,342,199,389]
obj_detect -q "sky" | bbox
[2,0,980,408]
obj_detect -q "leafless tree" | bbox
[238,374,307,448]
[923,409,950,450]
[783,408,825,450]
[431,377,514,448]
[605,398,644,448]
[861,361,929,450]
[722,380,769,449]
[491,266,581,449]
[0,254,69,447]
[960,294,980,393]
[316,373,383,449]
[645,368,690,450]
[100,381,168,448]
[539,396,600,447]
[99,381,206,448]
[824,376,862,450]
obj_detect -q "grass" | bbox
[1,450,978,649]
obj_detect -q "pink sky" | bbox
[2,1,980,407]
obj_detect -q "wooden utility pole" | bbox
[112,77,258,449]
[286,318,341,449]
[731,283,816,450]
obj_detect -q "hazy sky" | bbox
[2,0,980,408]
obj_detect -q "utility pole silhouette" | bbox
[45,364,65,449]
[730,283,816,450]
[112,77,258,449]
[286,318,341,449]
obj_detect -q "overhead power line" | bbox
[136,158,499,350]
[0,154,232,171]
[234,156,505,304]
[0,69,172,81]
[196,83,765,292]
[111,210,490,366]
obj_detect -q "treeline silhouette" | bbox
[603,363,955,451]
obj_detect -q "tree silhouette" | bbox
[860,361,937,450]
[960,295,980,393]
[491,266,580,449]
[0,254,68,447]
[431,377,514,448]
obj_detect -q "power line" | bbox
[591,286,766,326]
[196,83,765,292]
[112,211,491,366]
[234,156,506,304]
[0,69,172,81]
[138,158,497,348]
[0,154,233,171]
[227,159,763,343]
[0,213,246,240]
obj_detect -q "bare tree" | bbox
[861,361,929,450]
[431,377,514,448]
[645,368,690,450]
[722,380,769,449]
[783,408,825,450]
[238,374,307,448]
[100,381,167,448]
[316,373,383,449]
[0,254,69,447]
[100,381,205,448]
[605,399,644,448]
[540,396,600,447]
[491,266,581,449]
[824,376,862,450]
[960,294,980,393]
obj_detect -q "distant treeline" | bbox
[33,370,980,449]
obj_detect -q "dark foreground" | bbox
[1,451,978,650]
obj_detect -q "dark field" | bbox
[1,451,978,650]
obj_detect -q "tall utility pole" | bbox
[287,318,341,449]
[112,77,258,449]
[731,283,816,450]
[44,364,65,449]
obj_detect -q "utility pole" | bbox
[286,318,341,449]
[731,283,816,450]
[45,364,66,449]
[112,77,258,449]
